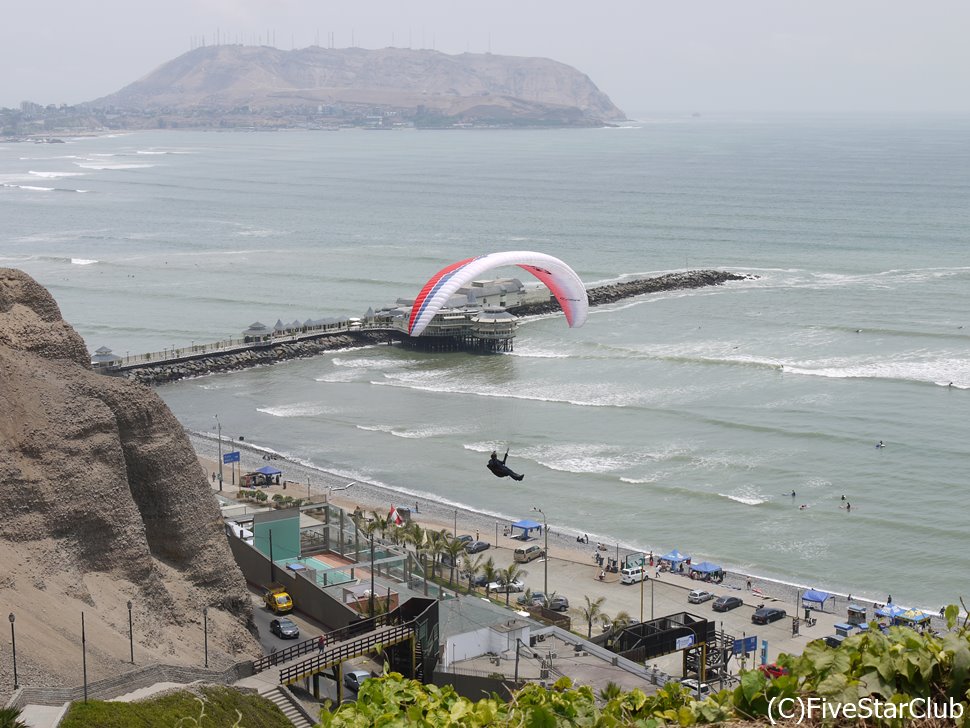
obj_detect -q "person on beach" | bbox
[487,450,524,481]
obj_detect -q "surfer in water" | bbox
[876,440,885,448]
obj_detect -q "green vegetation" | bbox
[320,606,970,727]
[60,686,291,728]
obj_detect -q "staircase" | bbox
[259,686,315,728]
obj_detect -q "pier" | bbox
[92,270,750,386]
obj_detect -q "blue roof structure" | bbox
[660,550,690,563]
[255,465,283,475]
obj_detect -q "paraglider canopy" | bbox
[408,250,588,337]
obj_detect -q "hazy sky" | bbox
[4,0,970,114]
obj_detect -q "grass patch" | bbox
[60,685,296,728]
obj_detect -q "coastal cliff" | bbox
[0,268,258,693]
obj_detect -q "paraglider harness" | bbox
[487,450,524,481]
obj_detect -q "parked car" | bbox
[456,534,474,545]
[680,679,712,697]
[469,573,489,587]
[712,596,743,612]
[269,617,300,639]
[343,669,371,692]
[547,595,570,612]
[487,579,525,593]
[758,662,789,679]
[517,591,546,606]
[687,589,714,604]
[465,540,491,554]
[752,607,787,625]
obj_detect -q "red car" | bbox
[758,662,789,679]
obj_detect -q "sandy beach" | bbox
[194,431,951,668]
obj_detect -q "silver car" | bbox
[343,669,371,692]
[687,589,714,604]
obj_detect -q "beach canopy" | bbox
[255,465,283,475]
[875,603,907,619]
[660,549,690,564]
[801,589,834,612]
[898,608,930,623]
[510,519,542,539]
[690,561,722,574]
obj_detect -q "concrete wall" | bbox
[226,532,361,630]
[443,628,491,667]
[5,661,254,710]
[431,671,522,703]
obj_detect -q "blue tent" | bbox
[801,589,834,612]
[875,603,907,620]
[660,549,690,564]
[690,561,721,574]
[256,465,283,475]
[510,519,542,540]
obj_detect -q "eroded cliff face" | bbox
[0,268,258,691]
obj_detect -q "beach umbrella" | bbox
[875,604,906,619]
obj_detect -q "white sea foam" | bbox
[256,403,338,418]
[29,170,86,178]
[357,424,459,439]
[314,370,359,383]
[74,162,154,170]
[784,355,970,388]
[71,258,98,266]
[718,487,769,506]
[10,184,54,191]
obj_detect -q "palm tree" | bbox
[464,553,485,594]
[0,707,29,728]
[599,681,622,702]
[499,563,527,607]
[581,595,607,638]
[481,556,498,596]
[425,529,444,578]
[443,536,466,586]
[368,509,389,540]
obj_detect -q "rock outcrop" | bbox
[0,268,258,694]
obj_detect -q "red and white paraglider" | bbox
[407,250,589,338]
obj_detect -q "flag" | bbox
[388,506,404,526]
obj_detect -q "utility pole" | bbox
[532,507,548,597]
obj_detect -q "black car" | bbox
[269,617,300,639]
[752,607,787,625]
[465,540,491,554]
[712,596,743,612]
[469,574,489,587]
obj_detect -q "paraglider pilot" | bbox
[487,450,525,481]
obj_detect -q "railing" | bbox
[253,636,320,673]
[279,622,415,685]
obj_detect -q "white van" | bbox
[620,565,648,584]
[514,544,544,563]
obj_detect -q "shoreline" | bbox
[190,431,952,623]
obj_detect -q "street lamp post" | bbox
[203,607,209,668]
[82,612,88,702]
[127,600,134,664]
[8,613,17,689]
[453,509,457,538]
[532,507,548,597]
[214,415,223,491]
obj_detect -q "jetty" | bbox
[94,270,750,386]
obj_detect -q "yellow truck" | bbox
[263,583,293,614]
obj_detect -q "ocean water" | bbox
[2,116,969,609]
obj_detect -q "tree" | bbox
[0,707,28,728]
[464,553,485,594]
[443,536,466,586]
[481,556,497,596]
[499,563,527,607]
[368,509,389,540]
[581,595,606,638]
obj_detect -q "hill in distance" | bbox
[91,45,625,128]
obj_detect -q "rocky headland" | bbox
[0,268,259,696]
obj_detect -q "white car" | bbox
[680,678,712,697]
[487,579,525,593]
[687,589,715,604]
[343,669,371,692]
